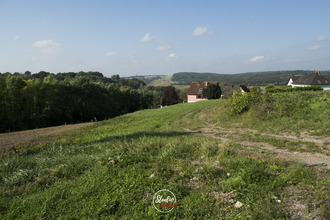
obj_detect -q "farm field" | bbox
[151,75,174,86]
[173,84,190,90]
[0,91,329,219]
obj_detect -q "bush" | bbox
[202,84,222,99]
[265,84,275,92]
[267,86,322,93]
[227,87,262,116]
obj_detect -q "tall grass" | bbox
[0,93,329,219]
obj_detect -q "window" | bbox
[199,88,203,91]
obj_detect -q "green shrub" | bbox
[265,83,275,92]
[202,83,222,99]
[267,85,322,93]
[227,87,263,116]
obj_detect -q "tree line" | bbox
[172,70,330,86]
[0,71,180,133]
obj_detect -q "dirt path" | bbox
[186,126,330,169]
[0,122,94,152]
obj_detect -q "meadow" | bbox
[0,91,329,219]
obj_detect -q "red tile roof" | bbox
[187,81,218,95]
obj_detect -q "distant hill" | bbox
[128,75,176,86]
[171,70,330,86]
[128,75,166,84]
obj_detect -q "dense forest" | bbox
[172,70,330,86]
[0,71,171,133]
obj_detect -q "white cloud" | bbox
[166,53,178,61]
[156,45,171,50]
[308,45,321,50]
[33,39,60,53]
[169,53,176,58]
[33,40,53,48]
[193,26,212,36]
[14,35,19,40]
[141,33,152,42]
[317,35,326,41]
[105,51,118,56]
[245,55,265,64]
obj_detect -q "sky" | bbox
[1,0,330,77]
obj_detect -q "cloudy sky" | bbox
[1,0,330,77]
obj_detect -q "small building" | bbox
[290,71,330,90]
[239,85,250,93]
[286,75,303,86]
[187,81,218,103]
[221,84,250,96]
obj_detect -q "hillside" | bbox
[128,75,177,86]
[172,70,330,86]
[1,91,329,219]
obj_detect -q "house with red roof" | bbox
[187,81,218,103]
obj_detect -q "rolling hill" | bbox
[172,70,330,86]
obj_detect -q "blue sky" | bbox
[1,0,330,77]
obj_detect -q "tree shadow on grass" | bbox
[93,131,193,145]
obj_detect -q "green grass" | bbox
[0,95,329,219]
[151,75,175,86]
[214,91,330,136]
[173,84,190,90]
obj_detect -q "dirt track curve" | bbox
[186,125,330,169]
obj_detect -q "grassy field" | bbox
[0,92,329,219]
[173,84,190,90]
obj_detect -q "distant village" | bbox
[187,71,330,103]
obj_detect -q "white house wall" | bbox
[287,78,293,86]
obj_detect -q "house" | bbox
[221,85,250,96]
[286,75,303,86]
[239,85,250,93]
[187,81,218,103]
[220,85,234,95]
[290,71,330,90]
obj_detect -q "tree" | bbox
[0,71,158,132]
[202,84,222,99]
[5,76,27,130]
[111,74,120,82]
[265,84,276,92]
[161,86,179,106]
[24,71,31,77]
[179,88,188,102]
[33,71,51,79]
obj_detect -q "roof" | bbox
[221,85,234,95]
[286,75,303,85]
[292,71,330,85]
[187,81,218,95]
[239,85,250,92]
[220,84,251,94]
